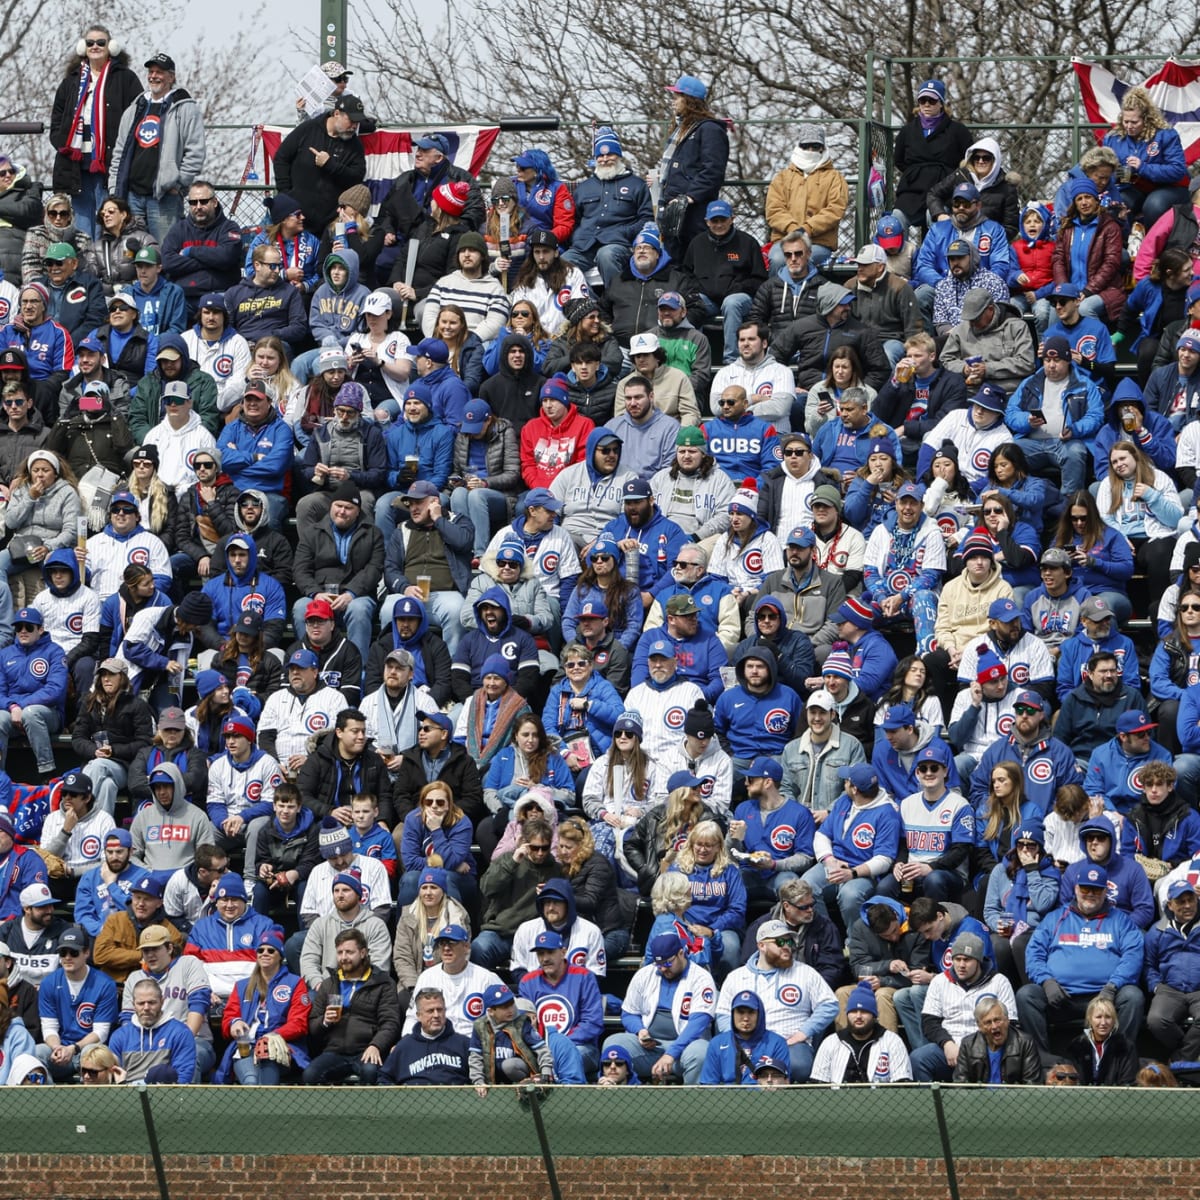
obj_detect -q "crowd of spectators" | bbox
[0,44,1197,1092]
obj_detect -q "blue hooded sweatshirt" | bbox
[598,505,691,597]
[562,532,644,651]
[712,644,800,759]
[1091,379,1178,481]
[698,989,789,1085]
[308,248,370,347]
[454,586,540,696]
[1058,814,1154,929]
[201,533,287,643]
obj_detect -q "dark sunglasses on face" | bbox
[110,506,138,516]
[47,209,71,218]
[916,763,943,774]
[1180,603,1200,612]
[85,37,108,46]
[1014,705,1041,715]
[193,461,215,470]
[783,447,809,457]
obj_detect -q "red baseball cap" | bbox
[305,599,335,621]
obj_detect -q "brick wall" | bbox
[11,1155,1200,1199]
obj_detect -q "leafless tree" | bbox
[0,0,271,187]
[353,0,1200,204]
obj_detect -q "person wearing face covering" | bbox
[926,138,1020,240]
[764,124,850,270]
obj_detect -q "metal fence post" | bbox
[137,1082,171,1200]
[929,1083,960,1200]
[522,1085,564,1200]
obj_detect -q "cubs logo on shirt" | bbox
[76,1002,96,1030]
[972,448,992,472]
[538,550,560,574]
[769,825,796,853]
[777,983,802,1007]
[128,547,151,566]
[135,114,162,147]
[213,354,235,378]
[1029,759,1053,784]
[664,706,686,730]
[305,713,329,733]
[978,233,992,254]
[763,708,790,735]
[80,835,101,861]
[241,594,266,612]
[239,933,254,947]
[1126,766,1146,795]
[997,714,1015,736]
[66,286,87,305]
[464,992,485,1020]
[568,948,588,967]
[851,822,875,850]
[1009,664,1030,685]
[534,994,574,1034]
[246,781,266,802]
[272,984,293,1003]
[28,658,50,678]
[743,549,764,575]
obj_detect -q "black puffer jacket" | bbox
[71,690,155,765]
[297,727,397,827]
[49,63,143,195]
[0,170,43,281]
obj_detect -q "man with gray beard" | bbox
[561,127,653,288]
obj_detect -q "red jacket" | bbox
[519,403,595,490]
[1051,211,1126,323]
[1013,238,1055,293]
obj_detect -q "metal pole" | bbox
[137,1082,172,1200]
[523,1085,564,1200]
[318,0,349,65]
[929,1083,961,1200]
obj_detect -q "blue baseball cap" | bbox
[650,930,686,963]
[13,607,42,626]
[704,199,733,220]
[666,769,704,791]
[786,526,816,547]
[524,487,562,513]
[731,989,759,1010]
[745,756,783,783]
[988,598,1020,621]
[646,637,675,658]
[895,481,924,502]
[836,763,878,791]
[666,74,707,99]
[434,923,470,943]
[287,648,320,670]
[131,874,163,898]
[534,930,565,951]
[915,744,950,768]
[484,983,515,1007]
[881,702,917,730]
[1168,879,1197,900]
[460,400,492,434]
[1078,865,1108,890]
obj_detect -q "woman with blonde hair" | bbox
[1103,85,1189,229]
[668,818,746,981]
[126,444,175,548]
[397,780,475,908]
[80,1043,125,1084]
[622,772,715,898]
[243,335,302,428]
[1067,994,1139,1086]
[555,815,629,961]
[1102,439,1182,602]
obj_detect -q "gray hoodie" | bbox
[129,761,218,872]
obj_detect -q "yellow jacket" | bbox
[934,564,1014,655]
[765,163,849,249]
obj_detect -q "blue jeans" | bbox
[302,1051,380,1086]
[451,486,510,555]
[73,172,108,239]
[561,243,630,289]
[290,595,376,668]
[692,292,754,365]
[801,862,876,933]
[1015,436,1090,498]
[128,191,184,244]
[1119,183,1190,229]
[0,705,60,774]
[83,757,127,817]
[470,930,512,971]
[894,983,929,1049]
[380,590,465,655]
[233,1053,289,1085]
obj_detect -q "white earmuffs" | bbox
[76,33,121,57]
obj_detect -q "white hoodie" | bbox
[143,409,219,494]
